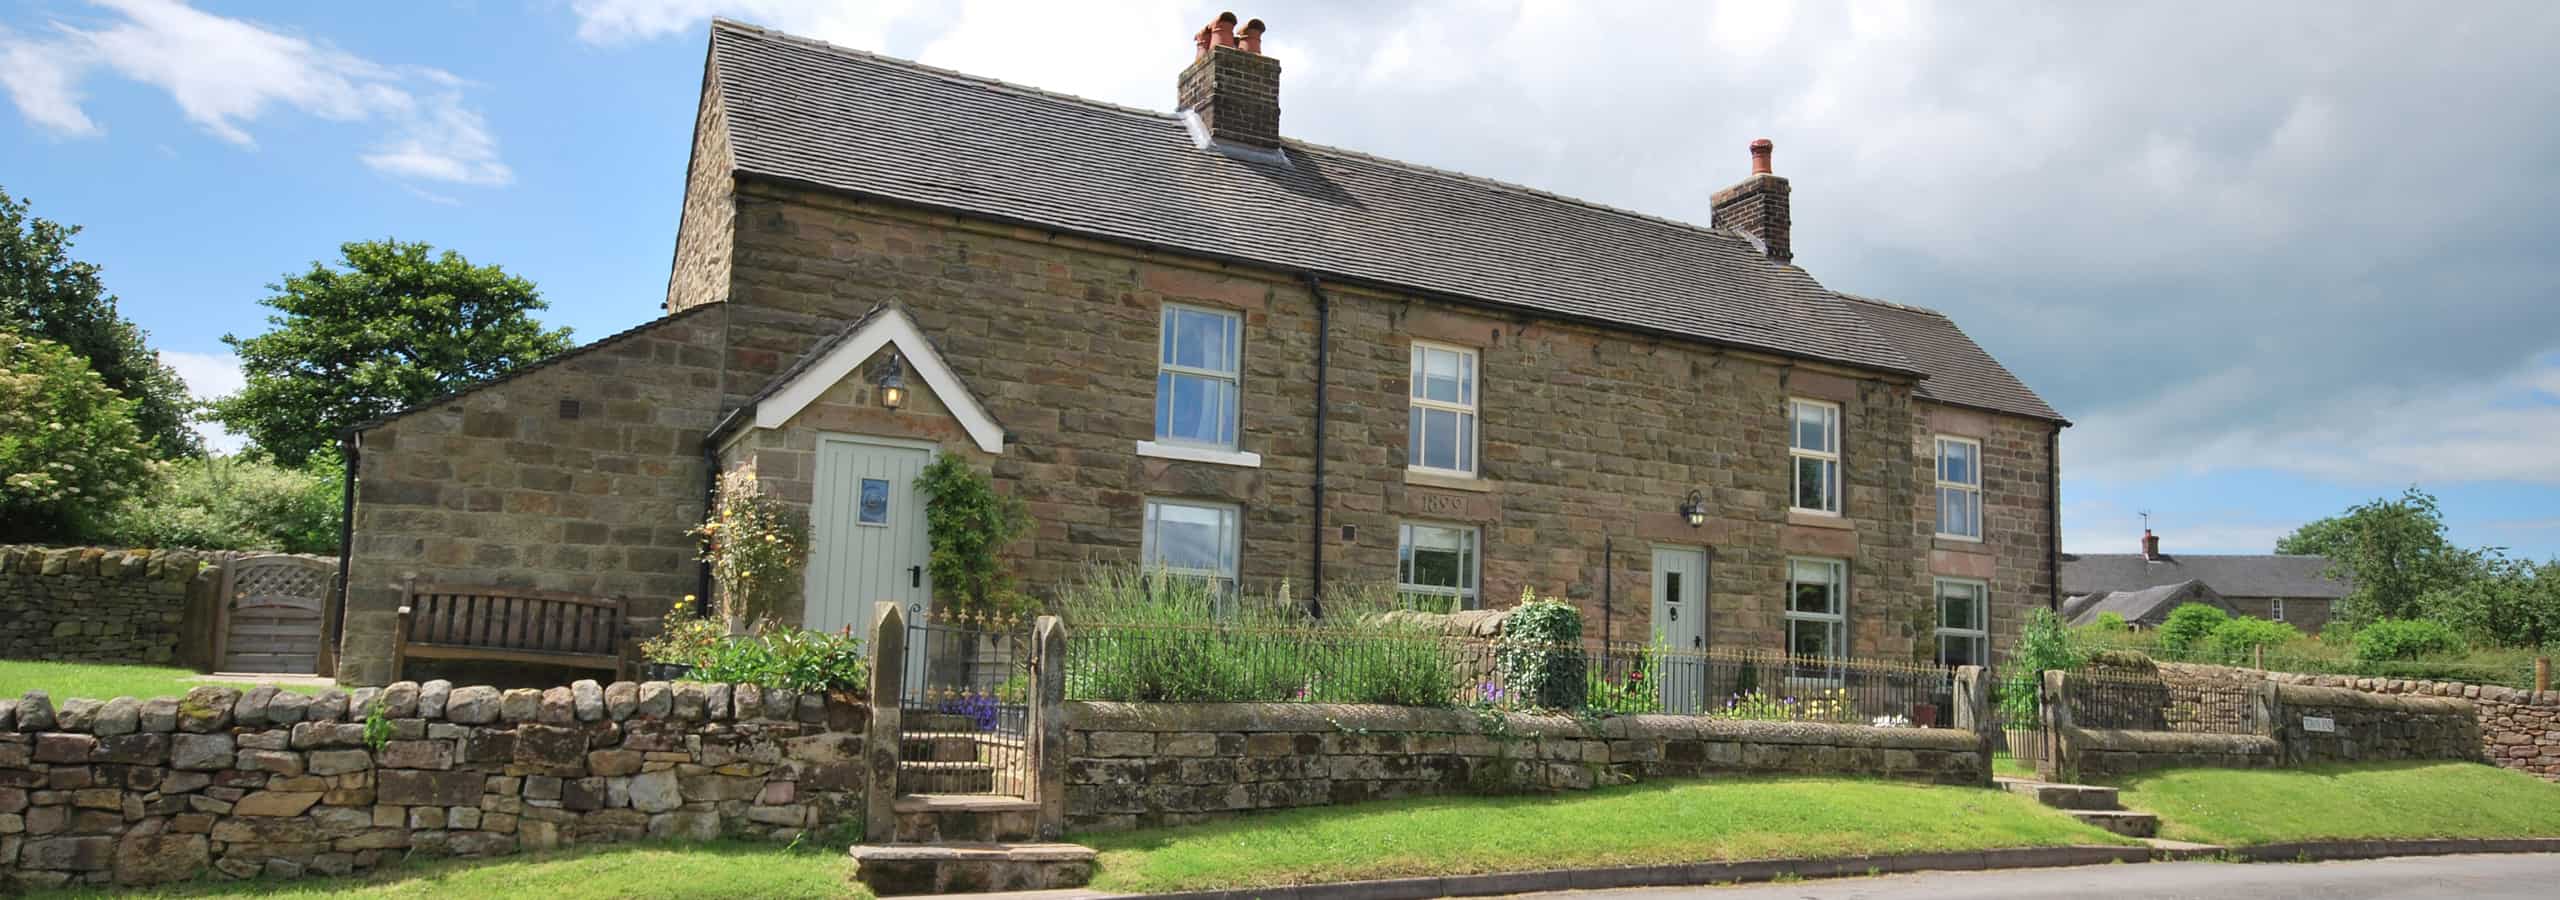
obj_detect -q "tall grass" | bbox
[1058,565,1469,705]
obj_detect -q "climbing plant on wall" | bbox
[914,454,1032,617]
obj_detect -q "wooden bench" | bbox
[393,582,632,682]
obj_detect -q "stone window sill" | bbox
[1934,535,1989,553]
[1787,509,1854,530]
[1405,470,1496,493]
[1135,441,1262,468]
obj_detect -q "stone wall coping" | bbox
[2173,660,2557,708]
[1062,701,1981,751]
[6,680,867,734]
[2274,682,2474,716]
[0,544,239,581]
[2069,726,2280,756]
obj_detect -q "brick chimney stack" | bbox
[1712,138,1793,263]
[1179,12,1281,149]
[2142,529,2162,561]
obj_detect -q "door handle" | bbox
[909,565,922,589]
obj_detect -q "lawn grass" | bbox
[2113,761,2560,846]
[1078,777,2133,893]
[0,660,326,703]
[30,840,863,900]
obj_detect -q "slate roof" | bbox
[1839,294,2066,423]
[702,19,1931,380]
[2061,553,2352,600]
[2061,580,2228,627]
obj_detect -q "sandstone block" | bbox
[445,686,500,724]
[91,697,140,736]
[176,687,236,733]
[418,680,453,719]
[571,680,605,721]
[604,681,639,720]
[168,734,233,771]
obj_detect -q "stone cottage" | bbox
[2063,529,2350,634]
[334,15,2066,685]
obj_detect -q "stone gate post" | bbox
[864,602,905,842]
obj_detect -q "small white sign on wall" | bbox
[2302,715,2337,733]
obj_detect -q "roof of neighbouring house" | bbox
[700,20,2084,401]
[2062,579,2229,626]
[2061,553,2353,600]
[1839,294,2066,423]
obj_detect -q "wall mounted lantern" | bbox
[1680,489,1708,528]
[875,353,908,411]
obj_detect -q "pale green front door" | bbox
[806,434,935,685]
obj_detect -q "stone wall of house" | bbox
[1060,701,1986,832]
[709,181,1939,659]
[0,679,865,891]
[2270,683,2479,765]
[0,547,215,667]
[340,308,729,686]
[1909,404,2058,661]
[664,78,737,316]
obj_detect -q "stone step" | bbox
[903,734,983,762]
[850,842,1096,895]
[904,712,983,732]
[2069,809,2161,838]
[1996,777,2121,811]
[893,794,1040,843]
[900,760,1000,794]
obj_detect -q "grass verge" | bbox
[1078,777,2132,893]
[0,660,326,703]
[2114,761,2560,846]
[29,840,863,900]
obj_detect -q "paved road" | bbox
[1506,853,2560,900]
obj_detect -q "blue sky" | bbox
[6,0,2559,559]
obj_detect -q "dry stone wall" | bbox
[1061,701,1987,832]
[2262,669,2558,779]
[2271,683,2480,766]
[0,679,867,891]
[0,546,214,666]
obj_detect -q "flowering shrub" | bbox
[691,465,809,625]
[1494,589,1586,710]
[1716,688,1855,723]
[937,691,1002,732]
[0,331,150,541]
[640,595,726,665]
[1584,643,1663,715]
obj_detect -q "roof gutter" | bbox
[731,172,1936,383]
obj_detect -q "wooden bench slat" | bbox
[394,584,630,682]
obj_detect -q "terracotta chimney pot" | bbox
[1210,11,1238,48]
[1750,138,1774,175]
[1239,18,1266,53]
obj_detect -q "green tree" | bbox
[2206,616,2295,664]
[2157,602,2228,657]
[0,331,153,540]
[211,240,573,465]
[0,186,199,457]
[2421,554,2560,649]
[90,454,343,554]
[2273,487,2474,623]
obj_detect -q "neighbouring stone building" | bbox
[336,16,2065,686]
[2062,529,2350,634]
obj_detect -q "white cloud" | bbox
[0,0,511,187]
[160,349,246,454]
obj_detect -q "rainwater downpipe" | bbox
[2047,424,2063,611]
[1301,271,1333,619]
[698,408,748,618]
[327,430,359,667]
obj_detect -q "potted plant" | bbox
[691,464,810,635]
[639,595,722,680]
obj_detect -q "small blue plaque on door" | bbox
[858,478,890,525]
